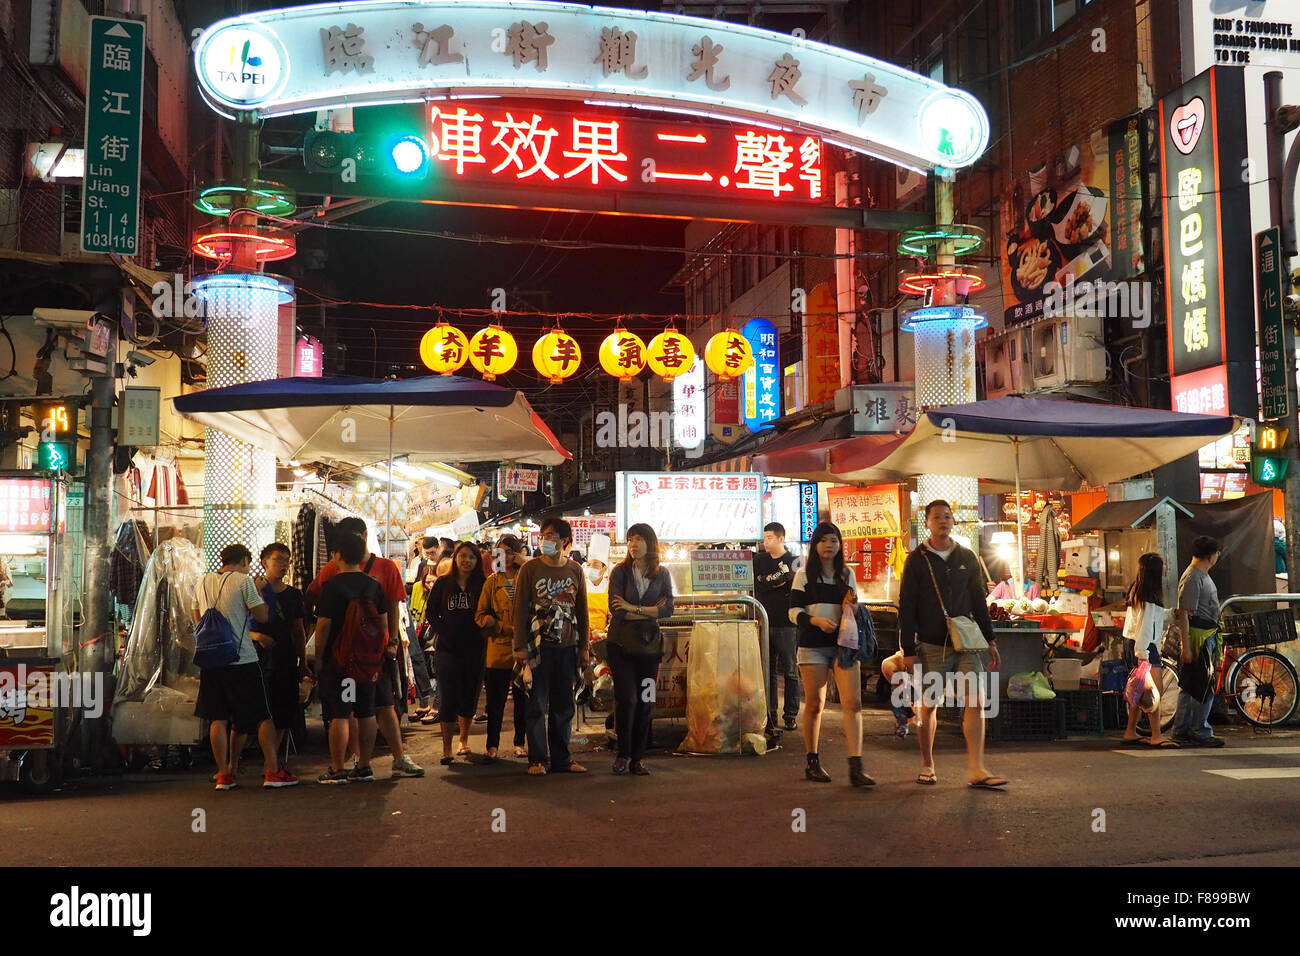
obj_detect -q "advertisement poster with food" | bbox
[1000,123,1144,326]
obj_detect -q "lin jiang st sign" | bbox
[193,0,990,174]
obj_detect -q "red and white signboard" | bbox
[499,467,540,492]
[565,515,618,552]
[617,471,763,542]
[0,479,55,534]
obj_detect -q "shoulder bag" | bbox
[607,568,662,655]
[922,551,988,652]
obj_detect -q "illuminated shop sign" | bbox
[418,98,825,203]
[1159,67,1254,418]
[194,1,990,171]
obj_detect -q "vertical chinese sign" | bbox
[803,282,840,407]
[742,317,780,433]
[827,483,903,597]
[1159,67,1253,418]
[674,357,705,450]
[82,17,145,255]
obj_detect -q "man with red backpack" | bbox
[308,518,425,780]
[312,533,392,783]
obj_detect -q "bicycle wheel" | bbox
[1135,663,1180,735]
[1226,649,1299,728]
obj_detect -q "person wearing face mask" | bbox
[584,533,613,638]
[512,518,590,775]
[476,535,530,759]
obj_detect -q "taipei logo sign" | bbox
[197,22,288,108]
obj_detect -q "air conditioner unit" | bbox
[984,335,1015,399]
[1031,318,1065,390]
[1060,312,1107,383]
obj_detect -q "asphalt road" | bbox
[5,707,1299,868]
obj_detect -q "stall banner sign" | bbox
[828,483,901,539]
[404,482,482,535]
[799,481,818,541]
[999,122,1140,325]
[499,467,540,492]
[1257,227,1289,421]
[851,537,895,589]
[193,3,990,172]
[0,662,57,748]
[81,17,145,254]
[741,317,779,433]
[565,515,618,552]
[657,629,689,714]
[850,382,917,434]
[690,549,754,591]
[295,335,323,377]
[803,282,840,407]
[1107,115,1146,278]
[618,471,764,542]
[713,375,740,426]
[673,356,705,449]
[0,479,54,533]
[1160,67,1254,418]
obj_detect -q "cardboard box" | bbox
[1062,539,1101,576]
[1055,592,1091,616]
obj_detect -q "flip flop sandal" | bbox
[916,771,938,785]
[969,776,1009,789]
[527,763,547,775]
[1146,739,1180,749]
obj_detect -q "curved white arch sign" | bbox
[194,1,989,172]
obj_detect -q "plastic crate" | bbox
[988,698,1065,741]
[1220,610,1296,648]
[1101,691,1127,730]
[1060,689,1104,736]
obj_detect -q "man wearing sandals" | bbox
[897,500,1007,790]
[513,518,590,775]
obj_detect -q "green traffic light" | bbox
[389,135,428,175]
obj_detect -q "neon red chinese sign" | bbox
[427,99,826,203]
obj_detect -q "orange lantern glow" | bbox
[420,323,469,375]
[468,325,518,380]
[704,330,754,380]
[533,330,582,383]
[646,330,695,381]
[598,330,647,381]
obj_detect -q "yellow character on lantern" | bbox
[534,330,582,383]
[598,330,647,381]
[420,323,470,375]
[705,330,754,380]
[647,330,695,381]
[469,326,519,380]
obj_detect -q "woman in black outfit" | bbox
[607,522,675,775]
[425,541,486,765]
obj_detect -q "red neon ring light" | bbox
[898,268,986,297]
[191,227,296,263]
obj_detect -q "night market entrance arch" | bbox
[193,0,991,197]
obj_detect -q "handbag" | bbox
[921,551,988,652]
[608,570,663,654]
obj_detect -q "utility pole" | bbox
[81,355,116,767]
[1263,72,1300,595]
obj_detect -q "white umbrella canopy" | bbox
[172,375,571,467]
[830,396,1237,492]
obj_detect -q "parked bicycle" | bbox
[1142,604,1298,733]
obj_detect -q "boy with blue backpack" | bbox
[194,543,299,790]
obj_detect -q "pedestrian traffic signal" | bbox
[302,128,430,179]
[1251,425,1290,487]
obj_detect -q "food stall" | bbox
[598,471,771,752]
[0,472,73,792]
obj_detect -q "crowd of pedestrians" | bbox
[192,502,1230,792]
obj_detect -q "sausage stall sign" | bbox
[192,1,990,174]
[616,472,764,543]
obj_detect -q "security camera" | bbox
[127,351,155,367]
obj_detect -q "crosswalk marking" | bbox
[1112,745,1300,759]
[1204,768,1300,780]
